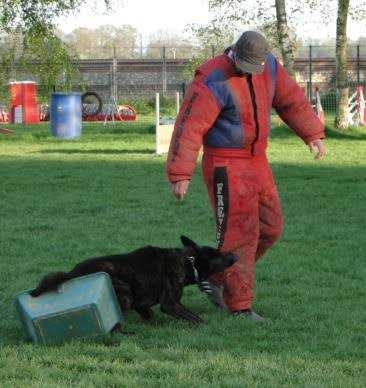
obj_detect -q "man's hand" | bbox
[171,180,190,201]
[309,139,326,160]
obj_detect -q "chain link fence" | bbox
[3,45,366,131]
[296,45,366,116]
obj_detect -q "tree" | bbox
[333,0,366,128]
[0,1,97,33]
[306,0,366,128]
[64,25,138,59]
[194,0,366,129]
[334,0,350,129]
[145,30,195,59]
[96,25,138,58]
[183,22,235,78]
[21,32,79,100]
[64,27,98,59]
[0,0,114,102]
[0,28,79,101]
[208,0,297,74]
[275,0,295,75]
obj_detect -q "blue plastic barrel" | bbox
[50,93,82,139]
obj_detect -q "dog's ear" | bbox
[180,235,198,249]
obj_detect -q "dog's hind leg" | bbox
[111,322,136,336]
[134,306,154,321]
[112,279,133,312]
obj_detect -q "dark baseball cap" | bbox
[233,31,269,74]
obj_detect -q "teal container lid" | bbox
[14,272,123,344]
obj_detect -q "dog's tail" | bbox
[30,271,75,297]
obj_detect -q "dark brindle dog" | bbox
[30,236,237,324]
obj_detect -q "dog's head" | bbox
[181,235,237,282]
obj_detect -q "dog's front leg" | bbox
[160,302,204,324]
[159,273,204,324]
[112,278,133,311]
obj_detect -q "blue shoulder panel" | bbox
[266,53,277,96]
[203,68,244,148]
[204,68,231,108]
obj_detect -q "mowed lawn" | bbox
[0,121,365,387]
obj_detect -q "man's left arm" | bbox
[272,61,326,159]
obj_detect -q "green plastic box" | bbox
[14,272,123,344]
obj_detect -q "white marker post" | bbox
[155,92,160,154]
[155,92,175,155]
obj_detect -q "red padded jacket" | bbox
[167,52,325,183]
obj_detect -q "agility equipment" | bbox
[155,92,180,154]
[14,272,123,344]
[314,87,325,124]
[9,81,39,124]
[50,93,82,139]
[81,103,137,122]
[356,86,366,126]
[348,90,359,125]
[40,91,137,123]
[82,91,103,118]
[0,106,9,123]
[0,127,12,134]
[40,104,50,121]
[348,86,366,126]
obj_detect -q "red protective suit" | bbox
[166,51,325,311]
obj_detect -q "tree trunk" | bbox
[275,0,295,76]
[335,0,350,129]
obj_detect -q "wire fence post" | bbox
[162,46,167,97]
[140,34,143,58]
[155,92,160,153]
[176,91,180,115]
[309,44,313,102]
[357,45,360,86]
[112,56,118,103]
[211,45,215,58]
[181,82,186,97]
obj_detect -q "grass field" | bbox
[0,120,365,387]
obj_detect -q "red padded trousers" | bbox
[202,152,283,311]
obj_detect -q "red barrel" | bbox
[9,81,40,124]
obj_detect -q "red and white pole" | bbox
[356,86,366,126]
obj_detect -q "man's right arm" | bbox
[166,79,221,184]
[272,60,325,144]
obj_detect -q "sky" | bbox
[57,0,211,43]
[56,0,365,43]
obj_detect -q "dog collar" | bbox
[187,256,199,283]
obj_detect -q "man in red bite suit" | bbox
[166,31,326,320]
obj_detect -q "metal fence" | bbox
[4,45,366,130]
[73,44,366,113]
[295,45,366,114]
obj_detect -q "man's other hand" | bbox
[171,180,190,201]
[309,139,326,160]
